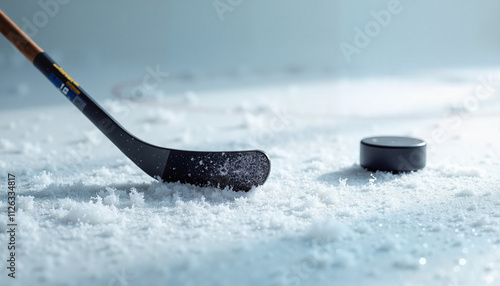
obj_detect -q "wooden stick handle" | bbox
[0,8,43,63]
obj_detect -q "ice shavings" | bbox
[61,196,119,225]
[304,221,350,243]
[129,188,145,207]
[439,164,485,177]
[471,215,490,228]
[31,171,53,188]
[16,209,40,242]
[101,187,121,206]
[376,235,402,252]
[17,195,35,211]
[97,187,146,208]
[393,255,420,270]
[331,250,356,268]
[1,74,500,285]
[339,178,348,187]
[455,188,475,197]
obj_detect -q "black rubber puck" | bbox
[360,136,426,172]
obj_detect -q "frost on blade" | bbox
[163,150,270,191]
[215,152,270,190]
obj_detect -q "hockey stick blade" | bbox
[0,9,271,191]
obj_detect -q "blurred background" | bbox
[1,0,500,108]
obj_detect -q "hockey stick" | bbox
[0,9,270,191]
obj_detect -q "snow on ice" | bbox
[0,70,500,286]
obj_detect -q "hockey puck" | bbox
[360,136,426,172]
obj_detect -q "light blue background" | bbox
[1,0,499,87]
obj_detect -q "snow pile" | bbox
[440,164,485,178]
[101,187,122,206]
[31,171,53,188]
[17,196,35,211]
[304,220,350,243]
[129,188,145,207]
[60,197,119,225]
[455,188,475,197]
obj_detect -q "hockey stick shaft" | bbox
[0,8,168,176]
[1,9,271,191]
[0,9,42,62]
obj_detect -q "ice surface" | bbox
[0,70,500,286]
